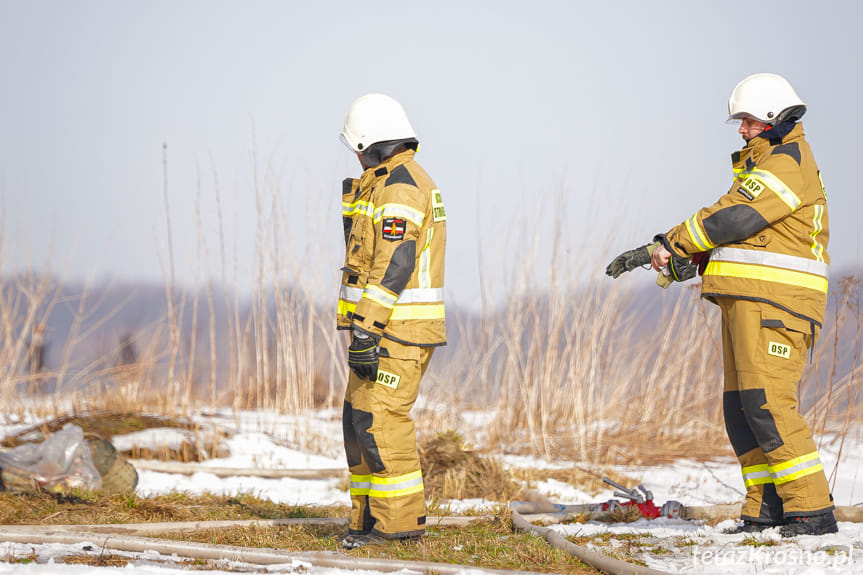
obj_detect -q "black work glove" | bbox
[667,253,697,283]
[605,243,655,279]
[347,332,379,381]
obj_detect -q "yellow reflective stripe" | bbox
[337,299,356,316]
[350,474,372,495]
[368,470,424,499]
[742,463,772,488]
[343,199,375,218]
[389,303,445,321]
[770,452,823,485]
[419,228,434,289]
[370,470,422,485]
[704,261,828,293]
[339,299,445,321]
[685,214,714,251]
[372,203,424,227]
[750,169,801,211]
[362,284,397,309]
[710,246,828,277]
[810,205,826,263]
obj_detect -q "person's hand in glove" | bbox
[606,242,658,279]
[348,330,379,381]
[666,253,697,282]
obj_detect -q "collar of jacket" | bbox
[749,121,802,149]
[358,149,417,191]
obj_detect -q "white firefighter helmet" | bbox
[727,73,806,124]
[339,93,416,152]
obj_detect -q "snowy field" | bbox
[0,409,861,575]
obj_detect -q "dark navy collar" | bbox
[756,121,796,146]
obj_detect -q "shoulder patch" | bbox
[771,142,801,165]
[385,165,418,188]
[381,217,407,241]
[431,189,446,222]
[731,151,741,163]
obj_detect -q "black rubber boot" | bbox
[779,510,838,537]
[724,519,780,534]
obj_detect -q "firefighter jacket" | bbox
[338,149,447,346]
[663,122,829,327]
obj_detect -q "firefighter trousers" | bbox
[342,338,434,538]
[718,297,833,522]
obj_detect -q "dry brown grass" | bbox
[0,491,347,525]
[420,431,523,502]
[171,517,598,574]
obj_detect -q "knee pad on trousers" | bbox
[723,391,759,456]
[342,401,385,472]
[740,388,784,453]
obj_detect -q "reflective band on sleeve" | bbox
[340,285,442,305]
[810,204,826,263]
[368,470,424,499]
[743,169,801,211]
[337,299,357,316]
[343,199,375,218]
[770,451,823,485]
[685,214,715,251]
[419,228,434,289]
[742,463,773,488]
[362,284,398,309]
[339,285,363,303]
[373,203,424,227]
[706,247,829,293]
[350,473,372,496]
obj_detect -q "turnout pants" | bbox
[342,339,434,538]
[718,298,833,523]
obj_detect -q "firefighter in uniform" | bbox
[336,94,447,548]
[607,73,837,536]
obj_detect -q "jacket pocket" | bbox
[737,229,771,249]
[345,217,372,269]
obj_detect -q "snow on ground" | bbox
[0,410,861,574]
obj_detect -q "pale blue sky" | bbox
[2,1,862,307]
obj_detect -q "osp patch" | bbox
[382,217,406,241]
[375,369,401,389]
[740,175,766,200]
[767,341,791,360]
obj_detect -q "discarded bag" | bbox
[0,423,137,495]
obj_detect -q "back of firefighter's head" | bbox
[727,73,807,126]
[340,93,419,168]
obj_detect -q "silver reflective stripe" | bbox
[419,229,434,289]
[750,169,801,210]
[370,475,424,492]
[363,285,398,308]
[341,285,442,305]
[710,247,829,279]
[339,285,363,303]
[742,468,772,484]
[772,455,823,483]
[397,288,443,304]
[373,203,425,227]
[350,479,371,490]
